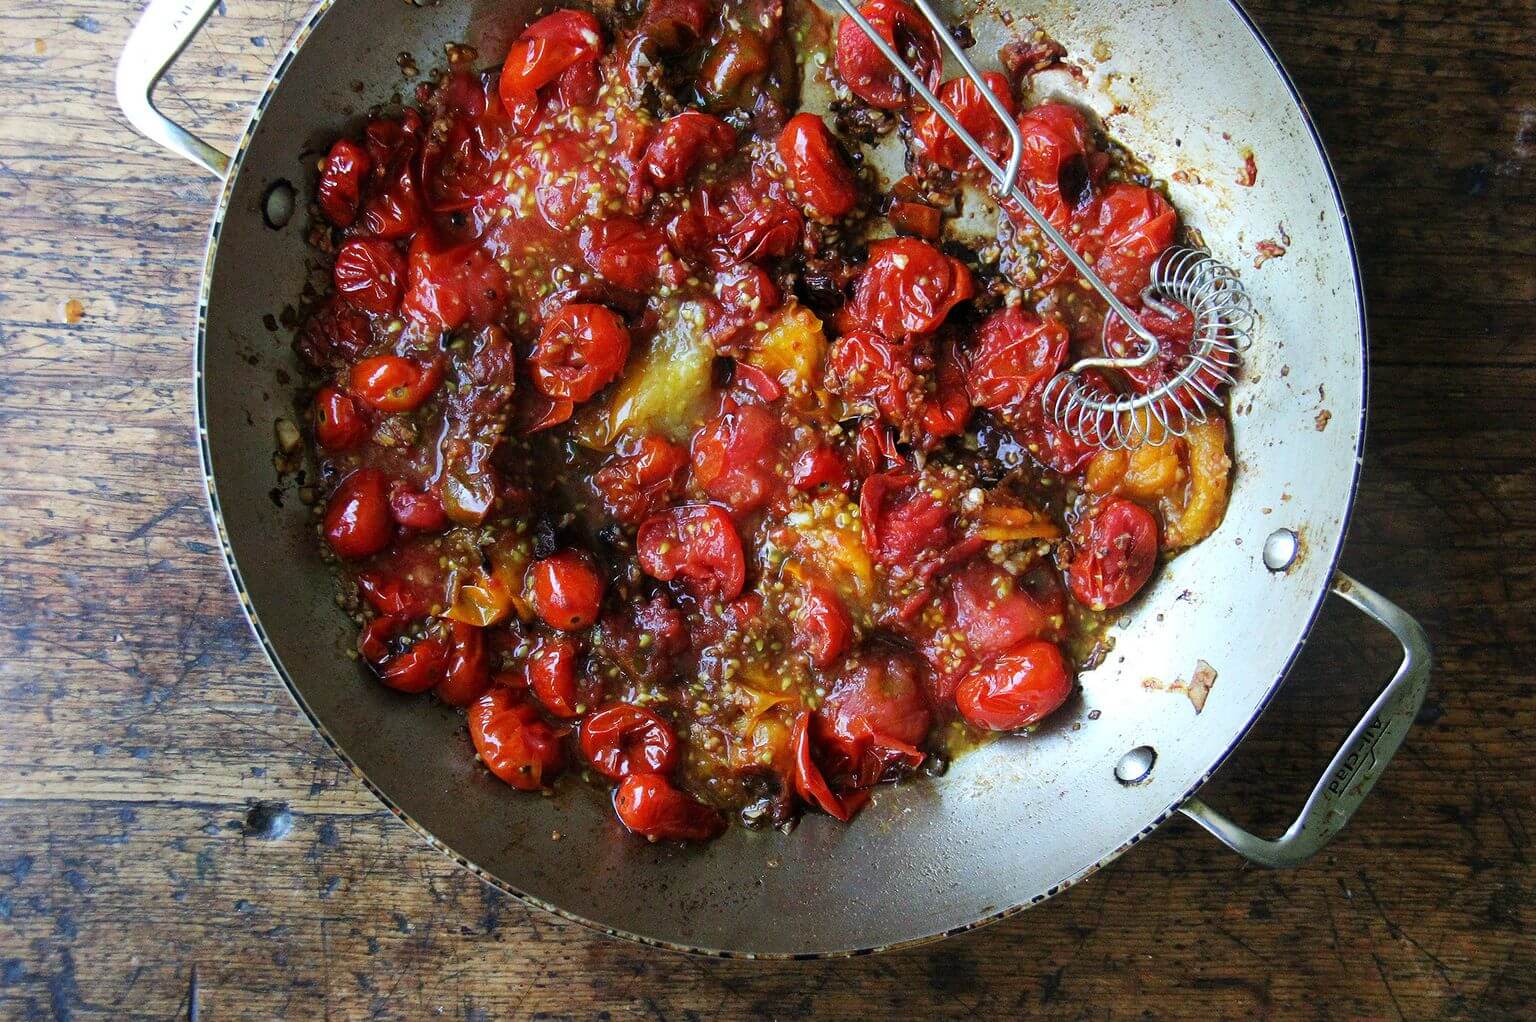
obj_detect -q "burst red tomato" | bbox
[788,443,849,492]
[469,689,565,790]
[529,303,631,402]
[1102,300,1221,396]
[859,470,952,567]
[955,640,1072,730]
[916,340,972,446]
[636,504,746,600]
[724,200,804,263]
[834,0,941,110]
[314,386,367,450]
[333,239,405,315]
[1083,183,1177,305]
[1015,102,1100,228]
[380,633,450,693]
[789,712,869,821]
[400,231,508,332]
[525,635,583,717]
[613,773,724,841]
[578,217,670,291]
[323,469,392,559]
[356,571,426,618]
[644,111,736,189]
[829,330,917,425]
[777,113,858,219]
[317,138,372,227]
[794,581,853,668]
[1068,497,1159,610]
[818,647,930,750]
[689,400,782,513]
[349,355,444,413]
[912,73,1017,172]
[947,559,1051,658]
[593,434,688,524]
[387,482,447,533]
[966,307,1068,420]
[435,621,491,706]
[580,703,679,778]
[499,10,605,131]
[846,238,974,341]
[530,550,607,630]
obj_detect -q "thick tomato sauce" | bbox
[294,0,1233,841]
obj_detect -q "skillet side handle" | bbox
[116,0,231,178]
[1179,571,1431,868]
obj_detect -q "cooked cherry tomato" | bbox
[834,0,941,110]
[789,712,868,821]
[435,621,491,706]
[698,31,770,106]
[690,400,782,513]
[887,199,941,239]
[1067,497,1159,610]
[1103,300,1215,396]
[499,10,604,132]
[578,218,670,291]
[846,238,974,341]
[356,571,425,617]
[966,307,1068,420]
[916,339,972,446]
[912,73,1017,172]
[593,435,688,525]
[636,504,746,599]
[955,640,1072,730]
[314,386,367,451]
[633,0,712,56]
[469,689,565,790]
[644,111,736,189]
[859,470,951,567]
[947,558,1050,658]
[1019,413,1100,475]
[1083,183,1177,305]
[296,297,371,370]
[380,633,450,693]
[529,303,631,402]
[1016,102,1099,228]
[724,201,803,263]
[816,647,930,782]
[387,482,447,533]
[400,231,507,332]
[530,550,606,630]
[795,581,853,668]
[323,469,392,559]
[829,330,917,426]
[777,113,858,220]
[788,443,849,492]
[333,239,405,315]
[360,165,422,241]
[350,355,444,413]
[317,138,372,227]
[525,635,583,717]
[613,773,724,841]
[580,703,679,778]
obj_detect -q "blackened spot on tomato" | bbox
[1059,153,1092,212]
[532,517,560,560]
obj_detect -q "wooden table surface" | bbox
[2,0,1532,1017]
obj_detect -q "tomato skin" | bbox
[323,469,393,559]
[777,113,858,220]
[724,201,804,263]
[948,559,1050,658]
[529,304,631,402]
[593,434,688,525]
[498,10,604,132]
[689,400,782,513]
[1083,183,1177,305]
[333,239,405,315]
[469,689,565,790]
[835,0,941,110]
[859,471,952,567]
[356,571,425,617]
[955,640,1072,730]
[1103,300,1214,396]
[387,482,447,533]
[350,355,445,413]
[966,307,1068,419]
[795,582,853,669]
[1018,414,1099,475]
[380,634,450,693]
[916,340,972,446]
[400,231,507,333]
[435,621,491,706]
[1068,498,1159,610]
[698,30,770,106]
[789,712,869,821]
[846,238,974,341]
[636,504,747,600]
[613,773,724,841]
[644,111,736,189]
[829,330,917,426]
[318,139,372,227]
[314,386,368,450]
[524,635,583,717]
[1016,102,1099,228]
[580,703,679,778]
[788,443,849,493]
[816,649,930,784]
[578,218,669,291]
[530,550,606,631]
[912,73,1017,172]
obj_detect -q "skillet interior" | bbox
[198,0,1366,954]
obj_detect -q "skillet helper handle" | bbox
[1179,571,1431,867]
[116,0,231,178]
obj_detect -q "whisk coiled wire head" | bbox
[1040,246,1255,449]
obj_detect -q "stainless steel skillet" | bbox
[118,0,1430,956]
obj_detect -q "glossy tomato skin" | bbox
[835,0,941,110]
[789,712,869,821]
[613,773,724,841]
[318,139,372,227]
[912,73,1017,172]
[966,307,1068,421]
[1015,102,1099,228]
[860,470,952,567]
[380,633,450,693]
[955,640,1072,730]
[578,218,670,292]
[526,635,583,717]
[846,238,974,341]
[689,400,782,513]
[323,469,393,559]
[947,558,1050,658]
[333,239,405,315]
[724,201,804,264]
[469,689,565,790]
[580,703,679,778]
[636,504,746,600]
[499,10,604,131]
[818,647,930,750]
[1068,497,1159,610]
[435,621,491,706]
[387,482,447,533]
[1103,300,1211,395]
[350,355,445,413]
[829,330,917,426]
[795,582,853,668]
[529,304,631,402]
[530,550,607,630]
[593,434,688,524]
[644,111,736,189]
[314,386,368,451]
[1084,183,1177,305]
[777,113,858,219]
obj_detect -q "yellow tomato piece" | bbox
[444,575,513,627]
[1163,418,1231,549]
[970,505,1062,543]
[572,301,716,447]
[745,302,827,399]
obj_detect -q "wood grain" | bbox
[0,0,1532,1018]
